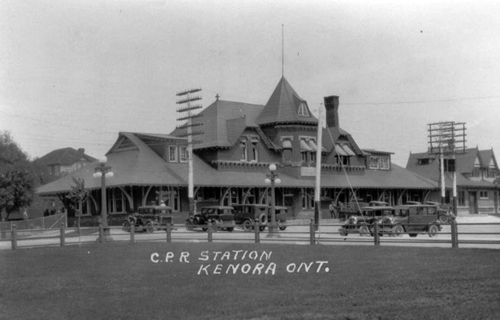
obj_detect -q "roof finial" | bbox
[215,94,220,100]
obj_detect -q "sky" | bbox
[1,0,499,166]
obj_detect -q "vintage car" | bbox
[339,205,395,237]
[270,206,288,231]
[122,205,173,234]
[425,201,455,223]
[232,204,268,232]
[378,204,442,237]
[186,206,235,232]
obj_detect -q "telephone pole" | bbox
[176,88,203,217]
[428,121,466,216]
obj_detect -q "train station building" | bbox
[37,76,440,225]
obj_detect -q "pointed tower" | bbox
[257,77,318,126]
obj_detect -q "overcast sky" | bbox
[1,0,499,166]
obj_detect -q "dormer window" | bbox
[298,102,309,117]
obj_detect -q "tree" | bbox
[66,177,89,227]
[0,131,34,220]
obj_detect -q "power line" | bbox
[343,95,500,106]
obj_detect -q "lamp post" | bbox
[265,163,281,237]
[93,160,114,242]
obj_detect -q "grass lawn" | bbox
[1,243,499,320]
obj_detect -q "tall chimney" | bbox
[323,96,339,128]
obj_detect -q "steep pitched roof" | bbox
[36,147,96,166]
[171,99,264,149]
[479,149,498,169]
[257,77,318,126]
[406,150,494,188]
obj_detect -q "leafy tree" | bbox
[0,131,34,220]
[66,177,89,228]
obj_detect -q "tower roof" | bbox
[256,77,318,126]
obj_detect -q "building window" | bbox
[76,198,92,216]
[458,190,465,206]
[179,146,188,162]
[380,157,390,170]
[418,158,432,165]
[479,191,489,199]
[168,145,178,162]
[368,157,379,169]
[240,140,247,161]
[108,189,125,214]
[298,102,309,117]
[251,142,258,162]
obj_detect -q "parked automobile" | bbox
[232,204,268,232]
[378,204,442,237]
[339,205,395,236]
[268,206,288,230]
[425,201,455,223]
[186,206,235,232]
[122,205,173,234]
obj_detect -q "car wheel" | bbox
[439,215,449,223]
[358,225,369,236]
[428,224,439,238]
[122,221,131,233]
[242,219,253,232]
[393,225,404,237]
[226,227,234,232]
[279,226,287,231]
[259,225,266,232]
[145,221,154,234]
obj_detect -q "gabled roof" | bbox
[257,77,318,126]
[36,147,96,166]
[171,99,264,150]
[406,149,495,188]
[479,149,498,169]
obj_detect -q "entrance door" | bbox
[469,192,478,214]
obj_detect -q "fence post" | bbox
[310,219,316,245]
[12,225,17,250]
[166,223,172,243]
[208,223,213,243]
[99,225,104,244]
[130,224,135,244]
[254,221,260,244]
[373,223,380,246]
[451,220,459,248]
[60,222,65,247]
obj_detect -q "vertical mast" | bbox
[176,88,203,216]
[314,105,323,230]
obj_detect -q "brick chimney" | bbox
[323,96,339,128]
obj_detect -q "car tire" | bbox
[145,221,154,234]
[122,221,131,233]
[439,215,449,223]
[393,225,404,237]
[258,213,267,225]
[279,226,287,231]
[259,225,266,232]
[428,224,439,238]
[242,219,253,232]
